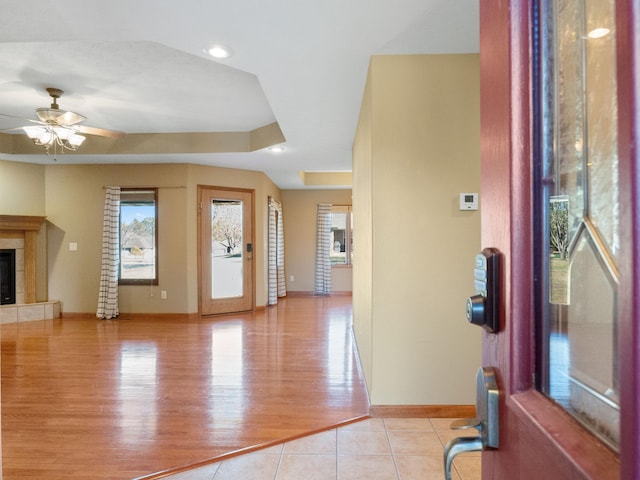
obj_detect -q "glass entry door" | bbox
[199,186,254,315]
[476,0,634,476]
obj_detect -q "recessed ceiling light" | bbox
[587,27,610,39]
[204,44,233,59]
[269,145,285,153]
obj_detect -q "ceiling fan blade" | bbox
[74,124,126,138]
[0,112,45,125]
[56,110,86,126]
[0,126,29,133]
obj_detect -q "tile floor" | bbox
[159,417,481,480]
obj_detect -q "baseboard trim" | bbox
[285,291,353,297]
[60,312,96,319]
[368,404,476,418]
[62,312,201,321]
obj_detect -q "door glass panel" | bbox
[329,206,354,266]
[211,199,243,299]
[330,208,348,265]
[540,0,619,450]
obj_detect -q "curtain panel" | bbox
[97,186,120,319]
[315,203,332,295]
[268,197,286,305]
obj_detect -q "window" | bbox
[330,206,353,266]
[537,0,619,449]
[119,188,158,285]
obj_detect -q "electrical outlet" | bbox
[290,275,295,282]
[161,290,167,299]
[69,242,78,251]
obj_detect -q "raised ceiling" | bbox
[0,0,478,189]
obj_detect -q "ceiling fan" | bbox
[1,87,125,153]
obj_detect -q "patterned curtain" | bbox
[97,186,120,319]
[268,197,287,305]
[315,203,332,295]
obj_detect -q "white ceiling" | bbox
[0,0,479,189]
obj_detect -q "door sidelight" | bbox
[443,366,499,480]
[466,248,501,333]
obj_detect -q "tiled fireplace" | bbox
[0,215,61,324]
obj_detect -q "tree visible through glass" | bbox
[211,199,243,299]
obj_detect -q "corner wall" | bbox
[353,54,482,405]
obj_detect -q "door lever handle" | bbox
[444,436,484,480]
[449,417,481,430]
[443,367,499,480]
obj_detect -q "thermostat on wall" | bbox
[459,193,479,210]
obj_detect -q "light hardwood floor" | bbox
[1,296,369,480]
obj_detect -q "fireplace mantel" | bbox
[0,215,46,304]
[0,215,46,231]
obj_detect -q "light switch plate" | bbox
[69,242,78,251]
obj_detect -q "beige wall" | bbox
[353,54,482,405]
[280,189,353,293]
[352,72,374,388]
[0,160,45,215]
[0,160,279,314]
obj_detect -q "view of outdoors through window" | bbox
[211,199,243,298]
[330,206,353,265]
[120,189,157,283]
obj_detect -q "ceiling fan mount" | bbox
[45,87,64,109]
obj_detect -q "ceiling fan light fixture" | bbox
[53,126,73,140]
[205,44,233,59]
[23,126,45,140]
[23,124,85,151]
[68,133,86,148]
[39,131,54,146]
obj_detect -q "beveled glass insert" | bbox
[540,0,619,450]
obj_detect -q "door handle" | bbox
[443,366,499,480]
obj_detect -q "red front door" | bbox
[479,0,639,478]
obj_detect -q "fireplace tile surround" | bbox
[0,215,61,323]
[0,300,61,324]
